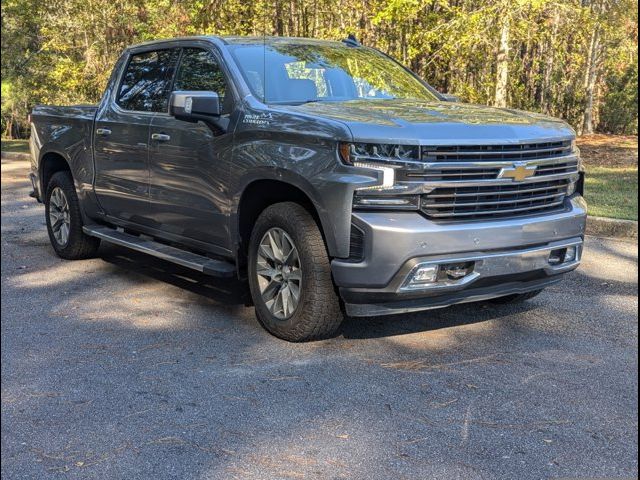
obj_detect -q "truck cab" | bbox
[29,36,587,341]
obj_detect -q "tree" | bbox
[1,0,637,137]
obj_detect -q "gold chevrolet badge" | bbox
[498,162,537,182]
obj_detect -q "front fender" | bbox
[230,141,375,259]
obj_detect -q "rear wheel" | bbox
[248,202,343,342]
[489,289,545,304]
[45,171,100,259]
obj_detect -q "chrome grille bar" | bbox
[423,199,566,218]
[422,145,569,157]
[417,172,579,189]
[426,182,567,198]
[423,192,566,208]
[407,154,580,171]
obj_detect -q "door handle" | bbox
[95,128,112,136]
[151,133,171,142]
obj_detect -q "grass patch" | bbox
[585,166,638,221]
[1,139,29,154]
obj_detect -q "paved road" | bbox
[2,159,638,480]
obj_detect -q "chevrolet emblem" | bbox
[498,162,537,182]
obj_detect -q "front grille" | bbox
[421,140,572,162]
[412,140,579,220]
[401,140,578,184]
[421,179,570,220]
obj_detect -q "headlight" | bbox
[339,142,420,165]
[339,142,418,192]
[352,161,396,190]
[339,143,421,209]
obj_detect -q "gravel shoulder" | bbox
[1,159,638,480]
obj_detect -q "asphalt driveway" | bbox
[2,159,638,479]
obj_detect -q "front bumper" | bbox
[332,195,587,317]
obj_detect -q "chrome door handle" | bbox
[95,128,111,136]
[151,133,171,142]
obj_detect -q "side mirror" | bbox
[169,91,221,122]
[441,93,460,103]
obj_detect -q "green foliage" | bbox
[1,0,638,138]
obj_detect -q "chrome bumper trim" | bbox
[398,238,582,293]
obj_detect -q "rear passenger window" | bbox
[117,49,180,112]
[174,48,229,112]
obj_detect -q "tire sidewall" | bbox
[248,209,311,334]
[45,172,84,258]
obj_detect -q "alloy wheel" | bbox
[256,227,302,319]
[48,187,71,246]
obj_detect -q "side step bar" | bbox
[83,226,236,277]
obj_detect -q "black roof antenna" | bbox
[342,34,361,47]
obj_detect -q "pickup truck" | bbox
[29,35,587,341]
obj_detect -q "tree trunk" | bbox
[275,0,284,36]
[582,25,601,134]
[494,13,510,108]
[541,10,560,114]
[4,119,14,140]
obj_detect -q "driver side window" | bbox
[117,49,180,112]
[174,48,229,113]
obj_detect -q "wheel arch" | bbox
[234,177,336,271]
[39,150,73,195]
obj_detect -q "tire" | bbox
[248,202,343,342]
[488,289,545,304]
[45,171,100,260]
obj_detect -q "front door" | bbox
[93,48,180,224]
[148,47,234,249]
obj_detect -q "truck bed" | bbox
[29,104,99,203]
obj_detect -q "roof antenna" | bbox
[342,34,361,47]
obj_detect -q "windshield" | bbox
[228,42,439,104]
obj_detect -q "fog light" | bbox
[413,265,439,283]
[549,246,579,266]
[564,246,577,262]
[549,248,565,265]
[402,264,439,290]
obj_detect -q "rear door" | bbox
[93,48,180,224]
[148,46,234,249]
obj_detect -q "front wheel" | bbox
[248,202,343,342]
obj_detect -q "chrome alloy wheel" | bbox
[48,187,71,246]
[256,228,302,319]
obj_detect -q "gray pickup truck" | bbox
[29,35,587,341]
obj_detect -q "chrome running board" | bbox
[83,225,236,277]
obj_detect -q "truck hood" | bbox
[277,99,575,145]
